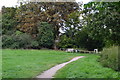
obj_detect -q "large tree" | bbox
[16,1,80,49]
[2,6,17,35]
[82,2,120,47]
[58,11,82,49]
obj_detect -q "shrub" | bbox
[13,33,33,49]
[30,41,39,49]
[98,46,119,71]
[2,35,14,48]
[2,31,38,49]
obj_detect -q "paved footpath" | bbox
[36,56,85,78]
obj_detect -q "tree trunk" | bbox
[53,36,60,50]
[53,43,58,50]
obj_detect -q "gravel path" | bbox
[36,56,85,78]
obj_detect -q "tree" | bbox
[75,28,105,51]
[2,6,17,35]
[57,11,82,49]
[64,11,82,38]
[83,2,120,47]
[15,2,80,49]
[37,22,54,48]
[58,34,77,48]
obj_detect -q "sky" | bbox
[0,0,91,10]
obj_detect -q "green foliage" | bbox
[30,41,39,49]
[99,46,119,71]
[2,31,37,49]
[83,2,120,47]
[15,30,23,35]
[64,11,81,39]
[37,22,54,48]
[2,6,17,35]
[58,11,81,49]
[13,33,33,49]
[15,2,80,49]
[75,29,105,51]
[2,2,119,51]
[2,35,14,48]
[58,35,76,48]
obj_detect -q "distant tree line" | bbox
[2,2,120,51]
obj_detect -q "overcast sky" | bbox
[0,0,91,10]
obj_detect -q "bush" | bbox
[30,41,39,49]
[13,33,33,49]
[98,46,119,71]
[2,35,14,48]
[2,31,39,49]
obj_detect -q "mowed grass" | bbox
[2,49,82,78]
[2,49,119,78]
[54,54,119,78]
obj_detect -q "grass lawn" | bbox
[54,54,119,78]
[2,49,82,78]
[2,49,119,78]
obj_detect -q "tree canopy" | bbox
[1,2,120,50]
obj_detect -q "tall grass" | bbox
[99,46,119,71]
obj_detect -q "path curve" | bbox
[36,56,85,78]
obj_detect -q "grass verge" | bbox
[54,54,119,78]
